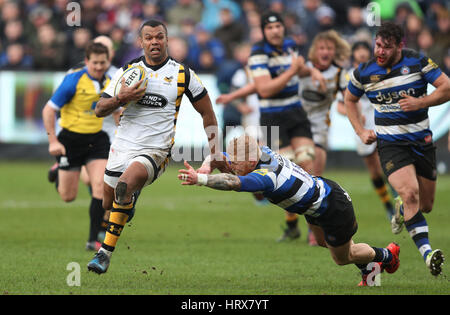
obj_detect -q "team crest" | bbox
[164,76,173,83]
[401,66,410,75]
[428,58,438,69]
[370,75,381,83]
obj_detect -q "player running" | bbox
[86,20,225,274]
[345,22,450,276]
[337,41,396,221]
[178,134,400,286]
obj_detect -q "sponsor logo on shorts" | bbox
[60,156,69,168]
[385,160,394,172]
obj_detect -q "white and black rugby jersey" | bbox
[299,61,347,115]
[103,56,207,150]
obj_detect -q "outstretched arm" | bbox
[216,82,256,105]
[178,161,241,191]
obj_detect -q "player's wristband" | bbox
[197,174,208,186]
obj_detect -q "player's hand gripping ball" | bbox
[114,65,148,106]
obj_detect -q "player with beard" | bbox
[345,22,450,276]
[337,41,396,222]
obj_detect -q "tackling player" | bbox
[215,11,326,243]
[178,134,400,286]
[345,22,450,276]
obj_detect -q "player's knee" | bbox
[57,186,76,202]
[60,192,77,203]
[401,187,419,206]
[420,200,434,213]
[294,145,315,164]
[332,255,350,266]
[115,181,129,204]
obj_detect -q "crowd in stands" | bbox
[0,0,449,80]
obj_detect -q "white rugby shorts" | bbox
[104,145,170,188]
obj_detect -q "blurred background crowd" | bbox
[0,0,449,84]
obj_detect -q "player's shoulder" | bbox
[121,56,146,71]
[283,37,297,49]
[62,66,87,85]
[331,61,344,71]
[358,57,378,73]
[401,48,423,61]
[250,40,268,56]
[67,61,85,74]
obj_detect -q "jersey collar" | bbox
[142,56,170,71]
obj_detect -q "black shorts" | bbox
[260,106,312,150]
[305,178,358,247]
[377,141,437,181]
[57,128,110,171]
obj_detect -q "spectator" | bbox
[110,26,127,68]
[443,49,450,77]
[186,25,225,72]
[340,5,371,44]
[81,0,102,33]
[200,0,241,33]
[0,1,22,37]
[269,0,285,14]
[434,7,450,66]
[315,5,336,32]
[214,7,245,59]
[31,23,66,70]
[424,0,447,32]
[168,36,189,63]
[290,24,309,58]
[119,36,143,65]
[142,0,165,21]
[404,13,423,51]
[166,0,203,31]
[23,5,54,43]
[67,27,92,68]
[297,0,327,47]
[0,43,33,70]
[416,27,443,69]
[242,9,261,41]
[94,13,114,37]
[2,19,27,47]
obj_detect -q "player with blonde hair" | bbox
[179,134,400,286]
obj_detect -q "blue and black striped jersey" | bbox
[238,146,331,217]
[247,38,302,113]
[347,49,442,145]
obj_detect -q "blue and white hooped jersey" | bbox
[238,146,331,217]
[248,38,302,114]
[347,49,442,145]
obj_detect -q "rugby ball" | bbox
[114,65,148,105]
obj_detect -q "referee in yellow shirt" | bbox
[42,42,110,250]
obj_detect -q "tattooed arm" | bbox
[204,173,241,191]
[178,161,241,191]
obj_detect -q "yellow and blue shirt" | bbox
[49,67,110,134]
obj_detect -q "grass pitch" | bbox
[0,161,449,295]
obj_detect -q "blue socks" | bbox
[404,211,432,261]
